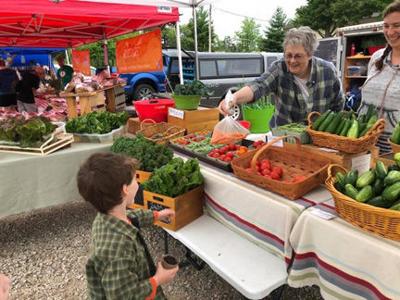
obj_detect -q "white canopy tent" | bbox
[80,0,215,84]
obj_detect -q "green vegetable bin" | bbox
[243,105,275,133]
[173,95,201,110]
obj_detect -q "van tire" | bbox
[133,83,155,100]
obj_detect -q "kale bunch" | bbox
[142,157,204,197]
[111,135,173,172]
[174,80,212,96]
[65,111,128,134]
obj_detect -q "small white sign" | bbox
[157,6,172,13]
[168,107,184,119]
[310,208,336,220]
[318,147,339,153]
[267,132,283,147]
[351,153,371,174]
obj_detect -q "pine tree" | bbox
[260,7,287,52]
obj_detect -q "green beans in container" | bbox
[271,123,311,144]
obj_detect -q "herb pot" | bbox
[161,254,178,269]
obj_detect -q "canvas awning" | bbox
[0,0,179,48]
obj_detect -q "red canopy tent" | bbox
[0,0,179,48]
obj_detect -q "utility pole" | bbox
[208,4,212,52]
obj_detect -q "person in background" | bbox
[78,152,178,299]
[360,0,400,154]
[0,59,18,109]
[56,55,74,89]
[16,66,40,113]
[219,26,344,126]
[0,274,11,300]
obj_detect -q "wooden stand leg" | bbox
[105,89,116,112]
[66,96,78,118]
[79,96,91,115]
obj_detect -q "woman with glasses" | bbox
[219,26,344,126]
[360,1,400,154]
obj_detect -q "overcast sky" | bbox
[179,0,307,38]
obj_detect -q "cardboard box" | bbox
[167,107,219,133]
[129,186,204,231]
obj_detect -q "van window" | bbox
[199,60,217,78]
[217,58,263,78]
[266,56,279,68]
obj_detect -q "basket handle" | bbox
[326,164,348,183]
[164,126,180,135]
[140,119,156,129]
[250,135,301,169]
[307,111,320,127]
[365,118,385,137]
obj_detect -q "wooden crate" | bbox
[167,107,219,133]
[61,90,106,118]
[104,85,126,112]
[136,170,152,184]
[131,186,204,231]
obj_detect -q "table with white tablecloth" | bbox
[287,199,400,300]
[0,143,110,218]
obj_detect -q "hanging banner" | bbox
[116,29,163,73]
[72,49,91,75]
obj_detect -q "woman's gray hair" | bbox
[283,26,319,55]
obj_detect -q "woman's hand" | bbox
[218,96,236,116]
[153,262,179,285]
[157,209,175,223]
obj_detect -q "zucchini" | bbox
[318,112,335,132]
[383,170,400,186]
[339,119,352,136]
[313,110,331,130]
[375,161,388,179]
[355,185,373,203]
[356,170,375,189]
[335,118,347,135]
[326,113,342,133]
[345,183,358,200]
[382,181,400,203]
[367,196,392,208]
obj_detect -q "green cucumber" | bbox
[388,164,400,172]
[372,178,384,196]
[345,170,358,186]
[391,123,400,144]
[384,170,400,186]
[340,119,352,136]
[326,113,342,133]
[313,110,331,130]
[335,172,346,189]
[390,201,400,211]
[367,196,392,208]
[345,183,358,200]
[346,120,359,138]
[335,118,347,135]
[375,161,388,179]
[318,112,335,132]
[355,185,373,203]
[356,170,375,189]
[382,181,400,203]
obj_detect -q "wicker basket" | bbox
[389,139,400,154]
[137,122,185,144]
[306,111,385,154]
[325,164,400,241]
[231,136,330,199]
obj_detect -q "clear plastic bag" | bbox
[211,116,249,144]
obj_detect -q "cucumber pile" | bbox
[390,121,400,144]
[312,105,378,138]
[334,157,400,211]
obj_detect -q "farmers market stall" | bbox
[0,143,110,218]
[287,200,400,300]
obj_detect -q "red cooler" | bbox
[134,99,175,123]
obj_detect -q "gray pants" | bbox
[17,101,37,113]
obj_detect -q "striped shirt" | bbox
[247,57,344,126]
[361,49,400,154]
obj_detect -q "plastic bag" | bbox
[211,116,250,144]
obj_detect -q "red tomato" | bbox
[226,152,234,158]
[245,168,254,174]
[260,162,271,170]
[220,154,226,160]
[224,156,232,162]
[262,169,271,176]
[214,153,220,158]
[270,172,281,180]
[272,166,283,176]
[235,144,240,150]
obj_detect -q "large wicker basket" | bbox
[306,111,385,154]
[231,136,330,199]
[389,139,400,154]
[325,164,400,241]
[137,122,185,144]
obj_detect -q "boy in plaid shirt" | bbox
[78,152,178,299]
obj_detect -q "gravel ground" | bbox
[0,201,324,300]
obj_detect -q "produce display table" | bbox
[287,200,400,300]
[0,143,110,218]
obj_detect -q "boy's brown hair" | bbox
[77,152,137,213]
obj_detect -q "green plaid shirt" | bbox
[86,209,165,300]
[248,57,344,126]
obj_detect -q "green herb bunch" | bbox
[142,157,204,197]
[173,80,212,96]
[111,135,173,172]
[65,111,128,134]
[242,95,274,110]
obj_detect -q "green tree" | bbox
[162,25,177,49]
[293,0,392,38]
[235,18,261,52]
[214,36,238,52]
[181,7,217,51]
[260,7,287,52]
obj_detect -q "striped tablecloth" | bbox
[199,163,332,264]
[288,199,400,300]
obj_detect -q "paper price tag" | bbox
[351,153,371,174]
[168,107,184,119]
[310,208,336,220]
[266,132,283,147]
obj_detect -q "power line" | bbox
[213,6,270,23]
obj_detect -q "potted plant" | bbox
[242,95,275,133]
[173,80,211,110]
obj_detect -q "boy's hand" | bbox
[153,262,178,285]
[157,209,175,223]
[0,274,11,300]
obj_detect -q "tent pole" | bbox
[103,38,110,73]
[193,5,199,80]
[175,20,184,85]
[208,4,212,52]
[64,49,70,64]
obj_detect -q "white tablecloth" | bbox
[0,143,110,218]
[288,199,400,300]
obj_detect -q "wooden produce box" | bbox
[168,107,219,134]
[290,143,379,170]
[127,117,141,134]
[135,170,152,184]
[105,85,126,112]
[61,90,106,118]
[132,186,204,231]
